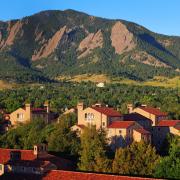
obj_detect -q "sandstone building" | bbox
[72,102,180,150]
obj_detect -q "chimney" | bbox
[127,104,134,114]
[25,103,31,120]
[77,102,84,124]
[33,144,48,157]
[77,102,84,112]
[44,101,50,113]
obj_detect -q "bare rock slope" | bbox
[111,21,136,54]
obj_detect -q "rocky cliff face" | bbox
[32,26,67,61]
[78,29,103,59]
[111,22,136,54]
[0,20,23,49]
[0,9,179,82]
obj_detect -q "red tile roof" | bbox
[139,107,167,116]
[43,170,159,180]
[1,170,163,180]
[157,120,180,127]
[23,107,47,113]
[0,149,36,164]
[31,108,47,113]
[108,121,135,129]
[91,107,121,117]
[0,148,73,170]
[134,128,150,134]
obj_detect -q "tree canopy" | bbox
[78,126,112,173]
[113,141,160,176]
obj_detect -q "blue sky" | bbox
[0,0,179,36]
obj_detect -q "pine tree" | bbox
[78,126,111,172]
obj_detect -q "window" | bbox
[85,113,94,121]
[119,130,122,134]
[91,113,94,119]
[17,113,24,120]
[102,122,105,127]
[85,113,87,120]
[87,113,91,121]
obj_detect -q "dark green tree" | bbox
[48,114,80,156]
[154,136,180,179]
[78,126,112,173]
[113,141,160,176]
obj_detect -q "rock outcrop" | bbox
[2,21,23,48]
[158,39,172,47]
[78,30,103,59]
[111,21,135,54]
[32,26,67,61]
[131,51,170,68]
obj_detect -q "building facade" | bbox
[72,102,179,151]
[9,102,57,126]
[72,103,151,149]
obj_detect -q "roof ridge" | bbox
[0,148,33,152]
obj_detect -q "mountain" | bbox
[0,9,180,82]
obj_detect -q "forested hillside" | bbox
[0,10,180,82]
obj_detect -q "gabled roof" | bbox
[108,121,135,129]
[157,120,180,127]
[91,107,121,117]
[139,107,167,116]
[134,128,150,134]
